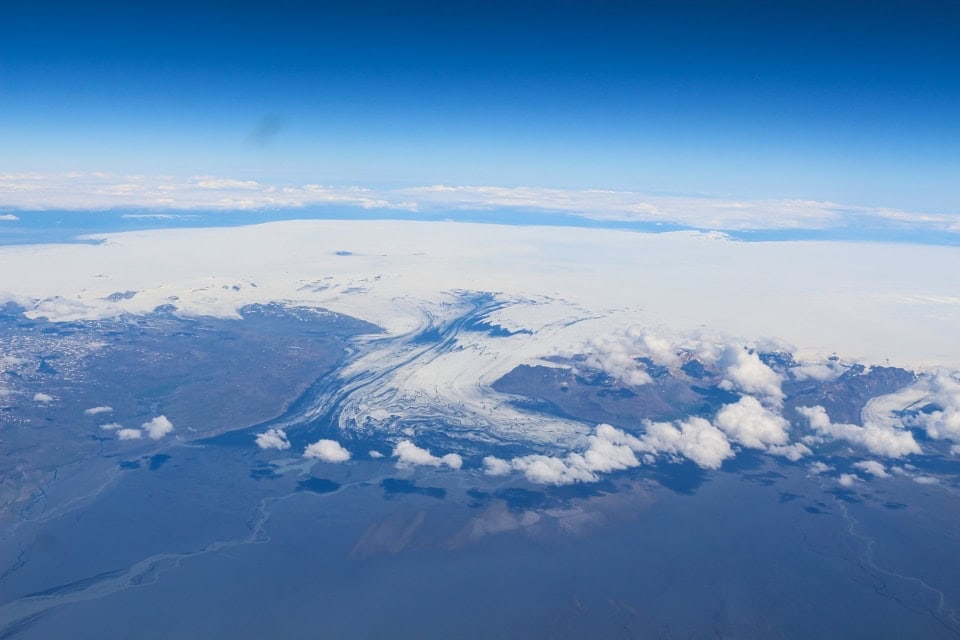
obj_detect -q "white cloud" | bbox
[255,428,291,450]
[714,395,790,449]
[2,172,957,233]
[484,419,737,486]
[483,424,647,485]
[808,461,833,474]
[838,473,861,487]
[117,428,142,440]
[791,361,847,382]
[141,415,174,439]
[482,456,513,476]
[304,439,352,463]
[507,454,597,485]
[907,372,960,444]
[84,405,113,416]
[0,214,18,221]
[639,417,734,470]
[99,422,123,431]
[914,475,938,485]
[852,460,888,478]
[719,347,784,405]
[33,392,53,403]
[368,450,385,459]
[797,405,921,458]
[767,443,812,461]
[392,440,462,469]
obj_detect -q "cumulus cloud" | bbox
[714,395,790,449]
[304,439,352,463]
[838,473,861,487]
[0,214,18,221]
[99,422,123,431]
[255,428,291,450]
[368,450,385,459]
[392,440,462,469]
[141,415,174,439]
[797,405,921,458]
[907,372,960,444]
[718,347,784,405]
[84,405,113,416]
[791,361,847,382]
[483,423,650,485]
[33,392,53,403]
[808,461,833,474]
[767,443,812,461]
[582,334,653,386]
[484,419,736,486]
[482,456,513,476]
[914,475,938,485]
[852,460,888,478]
[640,417,734,470]
[117,428,142,440]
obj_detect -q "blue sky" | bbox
[0,0,958,221]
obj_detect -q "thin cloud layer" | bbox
[84,405,113,416]
[1,172,957,233]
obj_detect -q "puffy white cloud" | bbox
[791,361,847,382]
[117,428,142,440]
[33,392,53,403]
[582,334,653,386]
[304,439,351,463]
[714,395,790,449]
[640,417,734,470]
[767,443,812,461]
[808,461,832,474]
[0,214,19,221]
[141,415,174,440]
[719,347,784,405]
[914,475,938,485]
[507,455,597,485]
[368,450,385,459]
[255,428,290,450]
[392,440,463,469]
[483,456,513,476]
[99,422,123,431]
[838,473,861,487]
[852,460,888,478]
[483,424,647,485]
[797,405,921,458]
[908,372,960,444]
[84,406,113,416]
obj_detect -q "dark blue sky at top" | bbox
[1,0,958,210]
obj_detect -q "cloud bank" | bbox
[1,172,957,233]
